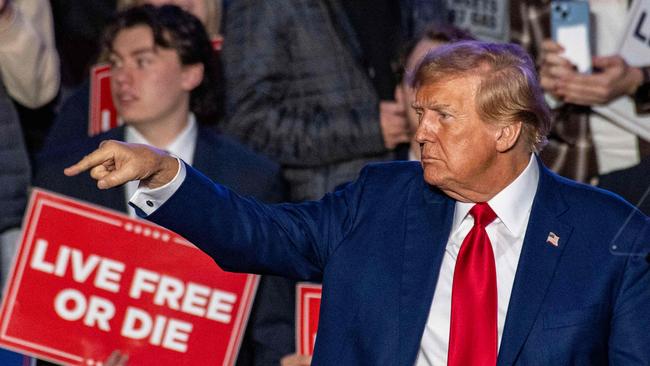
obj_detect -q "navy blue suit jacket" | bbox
[146,158,650,365]
[34,125,296,366]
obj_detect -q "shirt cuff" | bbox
[129,157,186,216]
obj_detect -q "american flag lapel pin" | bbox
[546,232,560,247]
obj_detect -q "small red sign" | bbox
[89,64,121,136]
[0,189,258,365]
[296,283,322,356]
[211,37,223,51]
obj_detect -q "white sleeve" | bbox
[129,158,186,216]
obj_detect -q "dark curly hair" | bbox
[102,4,223,124]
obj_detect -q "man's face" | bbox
[414,75,500,199]
[109,25,193,127]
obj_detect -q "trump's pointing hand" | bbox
[64,140,180,190]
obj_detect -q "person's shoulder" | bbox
[358,160,424,187]
[363,160,423,174]
[550,170,646,221]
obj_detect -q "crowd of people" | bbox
[1,0,649,365]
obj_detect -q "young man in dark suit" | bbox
[35,5,293,365]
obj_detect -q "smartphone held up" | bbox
[551,0,593,73]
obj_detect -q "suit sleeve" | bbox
[608,217,650,364]
[220,0,386,167]
[145,163,369,281]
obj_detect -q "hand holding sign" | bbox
[64,140,179,190]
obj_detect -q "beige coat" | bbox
[0,0,59,108]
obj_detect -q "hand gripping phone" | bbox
[551,1,592,73]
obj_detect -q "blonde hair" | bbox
[410,41,551,152]
[116,0,221,37]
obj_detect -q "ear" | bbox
[181,63,204,91]
[495,121,523,153]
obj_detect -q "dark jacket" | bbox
[222,0,390,201]
[0,81,30,233]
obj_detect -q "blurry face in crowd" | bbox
[413,75,500,201]
[144,0,207,24]
[109,25,201,129]
[397,38,446,160]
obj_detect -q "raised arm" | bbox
[65,140,366,280]
[64,140,179,189]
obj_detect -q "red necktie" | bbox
[448,202,498,366]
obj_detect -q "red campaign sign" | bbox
[89,64,121,136]
[0,189,258,366]
[295,283,322,356]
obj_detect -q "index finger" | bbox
[541,39,563,52]
[64,144,114,177]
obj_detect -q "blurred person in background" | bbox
[118,0,221,40]
[510,0,650,186]
[43,0,223,153]
[50,0,222,95]
[0,0,59,109]
[50,0,115,93]
[220,0,453,203]
[536,0,650,213]
[0,0,60,290]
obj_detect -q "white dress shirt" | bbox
[414,154,539,365]
[125,113,197,216]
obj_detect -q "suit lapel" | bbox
[497,162,574,365]
[399,177,455,366]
